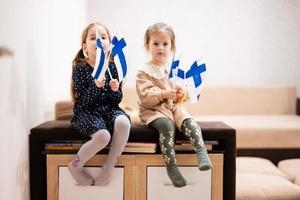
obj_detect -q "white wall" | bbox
[0,0,86,199]
[87,0,300,95]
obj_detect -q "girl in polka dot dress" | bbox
[69,22,130,186]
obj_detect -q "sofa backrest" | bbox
[55,85,297,120]
[184,85,297,115]
[123,85,296,115]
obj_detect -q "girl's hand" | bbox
[162,89,177,101]
[175,85,183,98]
[109,79,119,92]
[95,78,106,88]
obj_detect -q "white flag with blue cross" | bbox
[111,34,127,82]
[185,59,206,103]
[168,54,185,86]
[92,30,107,80]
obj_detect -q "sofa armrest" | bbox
[297,98,300,116]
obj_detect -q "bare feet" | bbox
[68,157,93,186]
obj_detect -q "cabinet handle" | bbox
[162,182,195,186]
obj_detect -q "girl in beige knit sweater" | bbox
[136,22,212,187]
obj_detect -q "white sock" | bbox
[68,129,111,186]
[95,115,130,185]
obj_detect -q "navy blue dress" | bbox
[71,62,129,136]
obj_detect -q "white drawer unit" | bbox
[47,154,223,200]
[58,167,124,200]
[147,167,211,200]
[47,154,135,200]
[136,154,223,200]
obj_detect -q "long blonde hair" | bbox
[144,22,176,52]
[71,22,112,101]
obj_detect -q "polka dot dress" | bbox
[71,62,129,136]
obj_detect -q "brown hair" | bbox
[144,22,176,52]
[71,22,112,100]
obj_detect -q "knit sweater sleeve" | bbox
[136,70,168,107]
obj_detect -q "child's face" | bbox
[147,31,173,65]
[83,25,110,63]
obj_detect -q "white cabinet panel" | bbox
[147,167,211,200]
[59,167,124,200]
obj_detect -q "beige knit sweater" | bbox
[136,64,191,129]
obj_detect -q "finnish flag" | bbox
[92,30,107,80]
[111,35,127,82]
[185,59,206,103]
[168,55,185,86]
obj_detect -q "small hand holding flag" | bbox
[168,56,206,103]
[168,55,188,103]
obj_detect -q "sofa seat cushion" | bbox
[196,115,300,148]
[237,157,287,178]
[278,159,300,182]
[236,173,300,200]
[236,157,300,200]
[30,120,159,143]
[30,120,232,144]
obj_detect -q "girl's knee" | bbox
[152,117,175,133]
[157,117,172,123]
[182,118,197,128]
[91,130,111,145]
[115,115,131,130]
